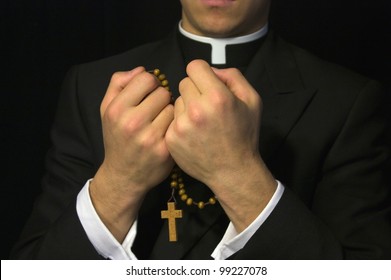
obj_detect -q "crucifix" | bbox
[161,202,183,242]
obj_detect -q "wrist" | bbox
[210,157,277,232]
[89,165,146,242]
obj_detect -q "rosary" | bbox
[150,69,217,242]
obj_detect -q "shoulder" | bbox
[76,40,163,80]
[270,33,386,117]
[279,36,381,95]
[266,32,386,125]
[56,38,169,120]
[60,39,167,102]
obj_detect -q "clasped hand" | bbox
[101,59,262,193]
[92,60,275,239]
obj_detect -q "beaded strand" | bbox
[151,69,218,209]
[150,69,170,92]
[170,167,217,209]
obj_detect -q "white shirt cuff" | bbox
[76,179,284,260]
[211,180,285,260]
[76,179,138,260]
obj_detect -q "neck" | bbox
[178,21,268,64]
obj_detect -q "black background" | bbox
[2,0,390,259]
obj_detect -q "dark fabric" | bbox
[10,29,391,260]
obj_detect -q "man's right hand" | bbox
[90,67,174,242]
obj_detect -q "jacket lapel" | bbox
[245,31,317,161]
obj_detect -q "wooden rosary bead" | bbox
[170,168,217,209]
[158,73,166,81]
[186,198,193,206]
[153,68,217,211]
[153,69,160,76]
[209,197,217,205]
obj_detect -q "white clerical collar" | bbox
[179,21,268,64]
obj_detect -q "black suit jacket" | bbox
[11,30,391,259]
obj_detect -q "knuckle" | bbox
[251,90,263,109]
[187,102,206,126]
[110,71,123,83]
[256,92,263,106]
[141,71,159,86]
[155,87,172,103]
[155,141,171,160]
[124,115,144,135]
[170,117,188,138]
[226,67,241,76]
[138,130,167,157]
[100,101,107,117]
[138,131,155,149]
[103,104,120,123]
[209,90,231,108]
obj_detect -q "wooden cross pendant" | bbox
[161,202,183,242]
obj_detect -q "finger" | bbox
[185,59,228,96]
[113,70,161,109]
[178,77,201,105]
[174,96,185,117]
[138,87,173,122]
[151,104,175,136]
[101,67,145,115]
[212,67,258,104]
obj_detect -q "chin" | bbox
[198,20,241,37]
